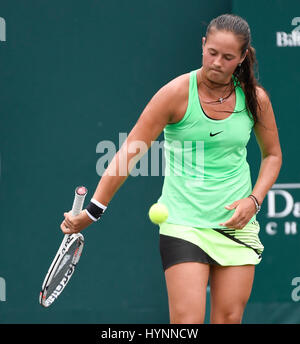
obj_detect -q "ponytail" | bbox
[233,45,268,126]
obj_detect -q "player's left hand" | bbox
[61,210,94,234]
[219,197,256,229]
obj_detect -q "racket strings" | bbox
[45,239,81,299]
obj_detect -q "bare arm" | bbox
[61,76,186,233]
[251,87,282,205]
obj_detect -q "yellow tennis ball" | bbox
[148,203,169,224]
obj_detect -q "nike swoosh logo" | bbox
[210,131,223,137]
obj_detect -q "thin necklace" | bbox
[199,69,234,104]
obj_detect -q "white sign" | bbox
[276,17,300,47]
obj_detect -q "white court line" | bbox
[272,184,300,189]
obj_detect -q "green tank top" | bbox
[157,69,256,228]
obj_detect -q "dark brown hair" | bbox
[205,13,268,126]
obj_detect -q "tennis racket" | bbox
[39,186,88,308]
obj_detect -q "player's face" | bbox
[202,29,247,84]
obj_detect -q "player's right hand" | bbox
[60,210,94,234]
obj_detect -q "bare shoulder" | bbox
[161,72,190,123]
[158,72,189,98]
[168,72,190,91]
[240,82,270,104]
[142,72,190,125]
[254,85,277,129]
[256,85,271,104]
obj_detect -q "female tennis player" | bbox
[61,14,282,324]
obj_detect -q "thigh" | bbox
[209,265,255,324]
[164,262,210,324]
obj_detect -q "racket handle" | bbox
[71,186,88,216]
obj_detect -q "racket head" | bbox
[39,233,84,308]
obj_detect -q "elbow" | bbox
[271,151,283,170]
[274,151,282,168]
[276,148,283,167]
[262,150,282,167]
